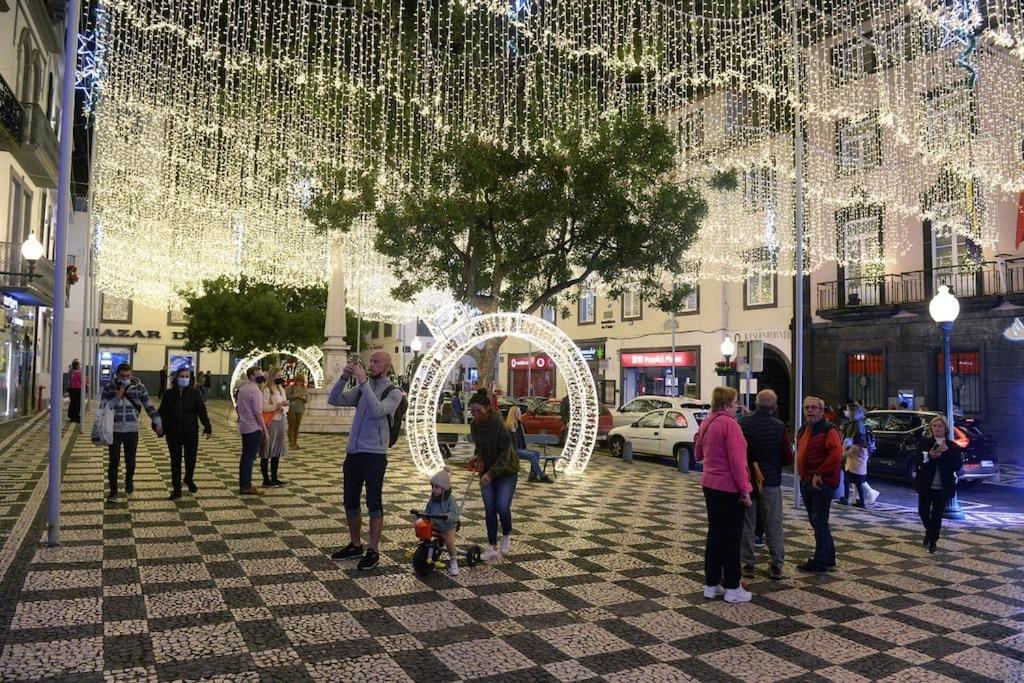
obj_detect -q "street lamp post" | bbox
[720,336,735,386]
[0,234,46,279]
[928,285,964,521]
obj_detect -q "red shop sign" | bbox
[621,351,697,368]
[509,355,555,370]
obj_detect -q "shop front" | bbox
[620,348,699,403]
[507,353,555,398]
[577,339,615,404]
[0,298,38,419]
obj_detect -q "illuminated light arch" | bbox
[229,346,325,406]
[407,312,598,476]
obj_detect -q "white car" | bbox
[607,405,709,466]
[611,396,710,429]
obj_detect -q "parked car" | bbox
[515,396,551,412]
[607,408,703,467]
[496,396,530,419]
[611,396,710,430]
[520,399,614,445]
[863,410,998,484]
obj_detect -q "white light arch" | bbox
[229,346,325,406]
[407,312,598,476]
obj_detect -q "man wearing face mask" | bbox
[158,368,212,500]
[100,363,163,502]
[236,366,270,495]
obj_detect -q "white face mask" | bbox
[176,377,190,388]
[844,409,851,418]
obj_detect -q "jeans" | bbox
[844,472,867,504]
[240,430,262,488]
[800,480,836,568]
[741,485,784,571]
[108,431,139,495]
[517,448,542,477]
[918,488,948,543]
[343,452,388,519]
[167,431,199,493]
[703,487,745,589]
[480,473,518,545]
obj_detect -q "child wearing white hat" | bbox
[424,467,461,576]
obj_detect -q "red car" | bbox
[520,399,614,446]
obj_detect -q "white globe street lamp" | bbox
[720,335,735,387]
[929,284,964,521]
[20,233,45,262]
[410,337,423,353]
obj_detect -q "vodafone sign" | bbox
[509,355,555,370]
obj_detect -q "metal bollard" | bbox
[678,447,689,473]
[623,440,633,463]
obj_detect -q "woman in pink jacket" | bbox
[695,386,753,603]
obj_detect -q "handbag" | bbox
[91,402,115,446]
[262,410,276,428]
[750,462,765,494]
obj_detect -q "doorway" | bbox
[759,345,792,426]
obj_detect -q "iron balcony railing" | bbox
[0,75,23,143]
[817,257,1024,312]
[0,241,55,307]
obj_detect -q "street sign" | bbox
[736,340,764,373]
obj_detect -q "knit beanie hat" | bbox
[430,467,452,491]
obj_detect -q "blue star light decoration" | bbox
[936,0,983,87]
[508,0,532,55]
[76,5,109,122]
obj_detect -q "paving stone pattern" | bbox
[1,402,1022,682]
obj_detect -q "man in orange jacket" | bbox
[796,395,843,572]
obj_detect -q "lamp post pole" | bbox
[930,285,964,521]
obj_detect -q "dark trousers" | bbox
[844,472,867,504]
[480,473,519,545]
[167,431,199,493]
[240,430,262,488]
[108,431,139,495]
[800,481,836,568]
[343,452,388,519]
[918,488,948,543]
[68,388,81,423]
[703,487,745,589]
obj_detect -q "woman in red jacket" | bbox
[695,386,753,603]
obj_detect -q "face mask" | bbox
[255,376,266,384]
[117,378,130,387]
[274,378,285,385]
[843,409,851,418]
[176,377,190,388]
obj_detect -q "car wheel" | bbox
[673,444,690,466]
[610,436,625,459]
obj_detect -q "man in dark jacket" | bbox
[158,368,212,499]
[739,389,791,580]
[796,395,843,572]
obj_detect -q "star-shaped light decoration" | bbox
[935,0,983,86]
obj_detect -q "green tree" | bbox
[308,110,705,388]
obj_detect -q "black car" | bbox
[863,410,998,484]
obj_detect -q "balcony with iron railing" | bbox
[14,102,58,188]
[0,75,24,152]
[816,257,1024,318]
[0,241,54,308]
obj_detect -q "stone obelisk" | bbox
[300,238,354,433]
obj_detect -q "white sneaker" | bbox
[500,535,511,556]
[481,546,500,561]
[724,586,752,603]
[448,560,459,576]
[703,585,725,599]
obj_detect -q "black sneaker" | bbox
[271,479,288,488]
[169,490,182,500]
[754,534,765,548]
[125,484,133,495]
[185,481,198,493]
[331,542,364,560]
[357,548,380,570]
[262,479,273,488]
[796,560,828,573]
[770,566,785,580]
[538,474,554,483]
[528,473,539,482]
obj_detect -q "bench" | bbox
[523,434,564,476]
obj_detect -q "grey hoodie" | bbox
[328,376,403,455]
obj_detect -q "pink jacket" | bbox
[695,410,752,495]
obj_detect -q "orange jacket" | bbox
[797,420,843,488]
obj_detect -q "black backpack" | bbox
[381,385,408,447]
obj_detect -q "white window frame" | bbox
[831,38,873,83]
[541,305,556,324]
[843,215,883,306]
[724,92,758,137]
[622,291,642,320]
[931,199,979,297]
[745,270,776,308]
[578,291,595,324]
[924,87,970,154]
[838,116,880,173]
[677,289,698,314]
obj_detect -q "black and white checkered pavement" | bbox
[1,402,1022,681]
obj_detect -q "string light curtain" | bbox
[85,0,1024,308]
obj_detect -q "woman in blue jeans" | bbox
[469,391,520,561]
[505,406,553,483]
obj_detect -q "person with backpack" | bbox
[838,402,871,508]
[796,396,843,573]
[327,351,405,570]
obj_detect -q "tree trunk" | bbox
[466,337,505,392]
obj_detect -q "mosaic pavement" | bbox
[0,402,1022,682]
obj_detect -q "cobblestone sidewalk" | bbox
[0,402,1022,681]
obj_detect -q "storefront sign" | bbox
[621,351,697,368]
[578,344,606,362]
[509,354,555,370]
[88,328,161,339]
[734,329,790,342]
[2,296,18,310]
